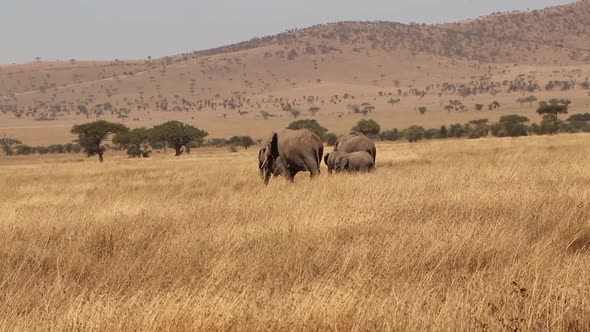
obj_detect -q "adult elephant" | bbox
[258,129,324,185]
[334,134,376,164]
[334,151,375,173]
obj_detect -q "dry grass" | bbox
[1,134,590,331]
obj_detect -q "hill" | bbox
[1,0,590,144]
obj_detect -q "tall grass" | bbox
[1,134,589,330]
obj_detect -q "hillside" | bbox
[1,0,590,144]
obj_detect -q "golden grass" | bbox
[1,134,590,330]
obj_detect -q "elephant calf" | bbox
[334,151,375,173]
[324,151,343,174]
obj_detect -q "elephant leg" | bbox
[302,155,321,179]
[287,169,298,182]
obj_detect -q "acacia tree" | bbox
[71,120,129,162]
[537,99,570,129]
[151,121,208,156]
[351,119,381,138]
[112,127,152,158]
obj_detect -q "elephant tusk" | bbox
[261,157,269,169]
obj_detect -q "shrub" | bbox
[380,129,401,141]
[491,115,529,137]
[449,124,468,138]
[404,126,425,143]
[227,136,255,150]
[324,133,338,146]
[424,128,440,139]
[351,119,381,138]
[287,120,328,140]
[15,145,35,155]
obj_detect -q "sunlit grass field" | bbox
[1,134,590,330]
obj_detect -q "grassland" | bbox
[1,134,589,330]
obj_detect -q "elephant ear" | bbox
[269,132,279,157]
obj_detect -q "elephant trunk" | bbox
[261,157,273,185]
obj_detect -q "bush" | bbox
[126,145,151,158]
[351,119,381,138]
[15,145,35,155]
[324,133,338,146]
[47,144,64,154]
[466,119,490,139]
[491,115,529,137]
[205,138,228,147]
[449,124,468,138]
[380,129,401,141]
[404,126,425,143]
[424,128,440,139]
[71,144,82,153]
[439,126,448,138]
[227,136,255,150]
[287,120,328,140]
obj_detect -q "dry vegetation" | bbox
[1,134,590,330]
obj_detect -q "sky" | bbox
[0,0,574,64]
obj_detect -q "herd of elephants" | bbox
[257,128,377,185]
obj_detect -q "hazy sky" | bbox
[0,0,573,64]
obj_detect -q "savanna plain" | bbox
[1,134,589,331]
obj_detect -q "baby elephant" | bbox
[335,151,375,173]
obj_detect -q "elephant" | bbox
[334,151,375,173]
[258,151,285,177]
[258,129,324,185]
[271,157,286,177]
[324,151,344,174]
[334,134,377,164]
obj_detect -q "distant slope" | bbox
[178,0,590,64]
[1,1,590,145]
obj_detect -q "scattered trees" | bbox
[71,120,129,162]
